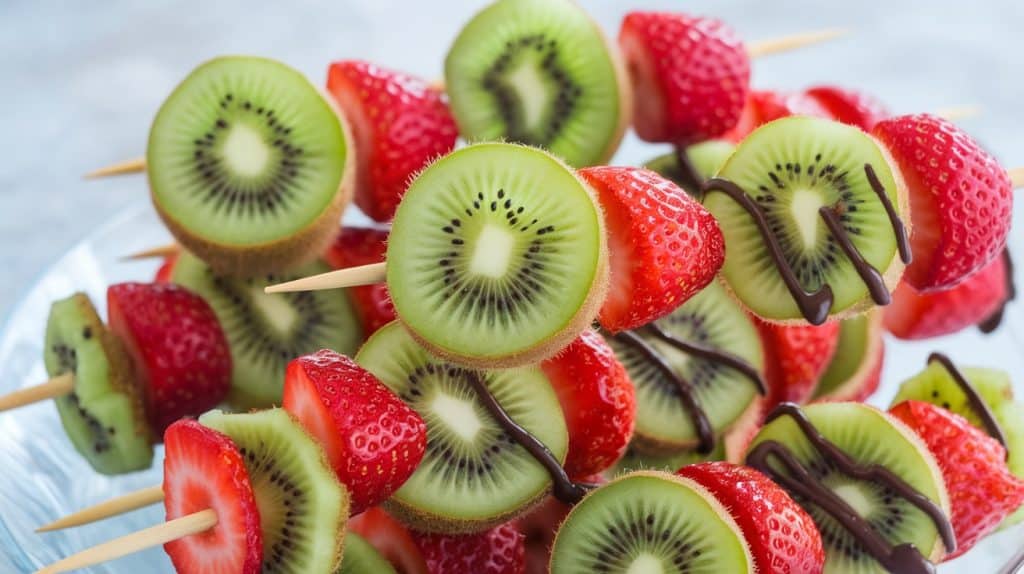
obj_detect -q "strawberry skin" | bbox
[678,462,825,573]
[324,226,396,337]
[890,400,1024,558]
[107,282,231,435]
[805,85,889,131]
[619,12,750,145]
[154,252,179,283]
[756,319,840,407]
[722,89,832,143]
[885,253,1009,339]
[872,114,1013,291]
[163,419,262,574]
[541,331,635,478]
[347,507,429,574]
[326,60,458,222]
[579,166,725,332]
[411,522,525,574]
[283,349,426,515]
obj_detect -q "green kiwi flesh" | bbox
[549,471,752,573]
[172,251,362,409]
[44,294,153,474]
[608,441,724,478]
[703,117,905,321]
[148,56,351,276]
[338,532,396,574]
[644,140,736,198]
[444,0,628,166]
[747,402,948,573]
[604,280,763,452]
[199,408,348,574]
[386,142,607,368]
[813,311,883,400]
[356,321,568,534]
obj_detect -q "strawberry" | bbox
[163,419,262,574]
[107,283,231,435]
[756,318,840,407]
[885,253,1010,339]
[282,349,426,514]
[805,85,890,131]
[347,507,429,574]
[578,166,725,331]
[889,400,1024,558]
[619,12,750,145]
[517,475,605,573]
[324,226,396,337]
[154,252,179,283]
[541,331,635,478]
[411,522,525,574]
[722,89,833,142]
[677,462,825,573]
[872,114,1013,291]
[326,60,458,222]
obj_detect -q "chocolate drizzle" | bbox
[819,206,891,305]
[927,352,1008,451]
[979,248,1016,334]
[746,403,956,574]
[640,323,766,395]
[462,370,593,505]
[673,147,707,199]
[865,164,912,265]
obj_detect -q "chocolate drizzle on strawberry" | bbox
[703,163,911,325]
[927,352,1008,452]
[979,248,1016,334]
[462,370,593,505]
[746,403,956,574]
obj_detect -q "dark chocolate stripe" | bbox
[641,323,766,395]
[865,163,912,264]
[819,206,891,305]
[927,352,1008,452]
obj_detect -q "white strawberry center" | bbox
[222,123,270,177]
[470,224,515,279]
[432,393,482,441]
[626,553,664,574]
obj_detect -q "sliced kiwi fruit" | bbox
[702,117,908,323]
[44,293,153,474]
[199,408,348,574]
[550,471,753,573]
[386,142,607,368]
[172,251,362,409]
[338,532,396,574]
[747,402,950,573]
[644,140,737,198]
[356,321,568,534]
[608,441,724,478]
[444,0,630,167]
[604,280,763,453]
[813,310,884,401]
[148,56,354,277]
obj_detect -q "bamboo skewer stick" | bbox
[121,243,180,261]
[0,374,74,412]
[35,509,217,574]
[1009,167,1024,189]
[84,157,146,179]
[264,261,387,294]
[933,105,981,122]
[36,486,166,533]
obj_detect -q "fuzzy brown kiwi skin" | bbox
[151,89,356,279]
[385,484,550,536]
[292,409,350,572]
[399,170,610,370]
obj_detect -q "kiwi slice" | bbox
[702,117,908,323]
[172,251,362,409]
[813,310,884,401]
[44,293,153,474]
[644,140,736,198]
[550,471,753,573]
[148,56,354,277]
[444,0,630,167]
[338,532,396,574]
[604,280,763,453]
[199,408,348,574]
[386,142,607,368]
[356,321,569,534]
[747,402,950,573]
[608,441,724,478]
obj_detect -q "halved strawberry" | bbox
[326,61,458,222]
[411,522,525,574]
[890,400,1024,558]
[872,114,1013,291]
[541,331,635,478]
[578,166,725,331]
[885,253,1010,339]
[756,318,841,407]
[107,282,231,434]
[154,252,179,283]
[347,507,429,574]
[163,419,262,574]
[619,12,750,145]
[324,226,396,337]
[677,462,825,573]
[721,89,833,142]
[805,85,890,131]
[282,349,426,514]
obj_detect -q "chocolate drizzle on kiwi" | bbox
[746,403,956,574]
[979,248,1016,334]
[927,352,1008,452]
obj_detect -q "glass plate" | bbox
[0,201,1021,573]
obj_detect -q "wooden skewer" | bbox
[84,157,146,179]
[37,486,165,533]
[1009,167,1024,189]
[121,243,180,261]
[35,509,217,574]
[746,27,847,58]
[264,261,387,294]
[933,105,981,122]
[0,374,74,412]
